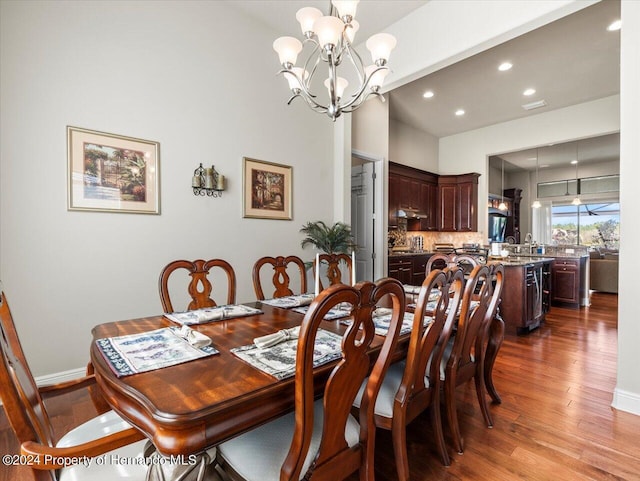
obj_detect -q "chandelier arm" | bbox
[276,68,326,109]
[342,42,367,94]
[340,65,388,110]
[342,91,386,113]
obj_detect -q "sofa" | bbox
[589,249,619,294]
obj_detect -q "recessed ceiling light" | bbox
[523,88,536,96]
[498,62,512,71]
[570,160,578,165]
[423,90,434,99]
[607,20,621,31]
[455,109,465,116]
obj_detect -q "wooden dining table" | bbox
[90,296,504,460]
[89,302,394,458]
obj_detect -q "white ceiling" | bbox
[227,0,621,172]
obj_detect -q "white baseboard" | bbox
[612,388,640,416]
[0,367,86,406]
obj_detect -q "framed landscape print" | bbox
[67,126,160,214]
[243,157,292,220]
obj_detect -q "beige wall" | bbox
[0,0,334,375]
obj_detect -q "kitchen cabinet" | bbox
[388,253,434,285]
[388,162,438,230]
[388,256,413,284]
[437,173,480,232]
[503,188,522,243]
[551,257,587,308]
[500,260,552,334]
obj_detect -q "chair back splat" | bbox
[159,259,236,312]
[252,255,307,300]
[314,253,353,290]
[216,278,405,481]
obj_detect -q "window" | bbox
[551,202,619,248]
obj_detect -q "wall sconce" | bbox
[192,163,225,197]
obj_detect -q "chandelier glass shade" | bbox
[272,0,397,121]
[498,158,508,211]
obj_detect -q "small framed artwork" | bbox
[67,126,160,214]
[243,157,292,220]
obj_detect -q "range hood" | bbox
[397,208,427,219]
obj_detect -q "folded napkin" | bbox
[173,325,211,348]
[165,305,263,325]
[260,294,314,308]
[254,327,300,349]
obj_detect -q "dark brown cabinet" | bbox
[551,257,586,308]
[388,162,438,230]
[437,173,480,232]
[388,256,413,284]
[501,260,551,334]
[503,188,522,243]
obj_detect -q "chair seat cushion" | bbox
[57,410,217,481]
[353,361,431,418]
[217,398,360,481]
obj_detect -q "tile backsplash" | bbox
[388,230,486,251]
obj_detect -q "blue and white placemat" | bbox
[95,327,218,377]
[260,294,314,309]
[231,328,343,380]
[164,304,263,325]
[291,303,352,320]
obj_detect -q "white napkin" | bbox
[176,325,211,348]
[254,327,300,349]
[193,310,225,323]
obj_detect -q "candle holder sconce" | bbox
[192,163,225,197]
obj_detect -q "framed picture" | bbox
[67,126,160,214]
[243,157,292,220]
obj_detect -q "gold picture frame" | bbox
[67,126,160,214]
[243,157,292,220]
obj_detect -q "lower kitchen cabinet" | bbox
[551,257,587,308]
[500,260,552,334]
[388,256,413,285]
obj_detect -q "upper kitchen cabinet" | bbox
[437,173,480,232]
[388,162,438,230]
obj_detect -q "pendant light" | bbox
[498,158,507,211]
[571,141,581,206]
[531,148,541,209]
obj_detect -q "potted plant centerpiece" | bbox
[300,221,357,288]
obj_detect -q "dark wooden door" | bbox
[438,184,458,231]
[458,181,478,231]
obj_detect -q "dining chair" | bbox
[0,285,220,481]
[352,267,464,479]
[215,277,406,481]
[426,253,481,276]
[252,255,308,300]
[314,252,353,290]
[159,258,236,312]
[441,263,504,454]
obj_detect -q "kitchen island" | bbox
[491,256,554,334]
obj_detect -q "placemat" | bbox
[260,294,314,308]
[231,328,343,380]
[95,327,218,377]
[164,304,263,325]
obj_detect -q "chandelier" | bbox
[272,0,397,121]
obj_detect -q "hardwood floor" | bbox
[2,292,639,481]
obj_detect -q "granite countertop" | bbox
[490,256,555,266]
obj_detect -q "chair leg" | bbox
[430,398,450,466]
[474,368,493,428]
[391,414,410,481]
[484,315,504,404]
[444,377,464,454]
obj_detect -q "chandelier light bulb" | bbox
[314,16,345,49]
[284,68,308,91]
[532,199,542,209]
[345,19,359,43]
[498,201,508,211]
[296,7,322,36]
[365,65,389,90]
[273,36,303,67]
[572,197,582,206]
[325,77,349,99]
[366,33,397,65]
[331,0,359,21]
